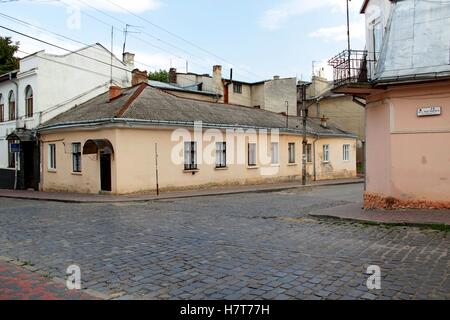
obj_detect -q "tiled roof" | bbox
[39,84,355,137]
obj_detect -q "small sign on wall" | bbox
[417,106,441,117]
[9,143,20,153]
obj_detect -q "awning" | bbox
[83,139,114,155]
[6,129,36,142]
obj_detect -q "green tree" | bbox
[148,69,169,83]
[0,36,19,75]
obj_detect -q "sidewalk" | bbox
[309,202,450,226]
[0,178,363,203]
[0,258,101,300]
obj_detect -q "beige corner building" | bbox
[37,83,357,194]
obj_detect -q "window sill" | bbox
[322,161,330,164]
[247,165,259,169]
[47,169,57,173]
[71,172,82,175]
[270,164,280,167]
[183,169,199,173]
[287,163,298,166]
[215,166,228,171]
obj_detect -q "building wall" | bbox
[40,126,357,194]
[227,83,253,107]
[310,95,365,140]
[365,80,450,208]
[0,44,132,171]
[263,78,297,115]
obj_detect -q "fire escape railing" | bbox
[328,50,375,88]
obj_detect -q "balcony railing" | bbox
[328,50,375,88]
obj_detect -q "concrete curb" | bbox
[0,180,363,204]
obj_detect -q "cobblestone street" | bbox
[0,184,449,300]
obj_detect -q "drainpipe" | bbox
[10,73,19,190]
[313,135,319,181]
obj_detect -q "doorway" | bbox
[100,152,111,192]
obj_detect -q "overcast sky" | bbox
[0,0,365,82]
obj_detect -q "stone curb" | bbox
[0,180,363,204]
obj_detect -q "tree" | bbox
[148,69,169,83]
[0,36,19,75]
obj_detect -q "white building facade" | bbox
[0,43,132,189]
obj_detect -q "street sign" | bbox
[9,143,20,153]
[417,106,441,117]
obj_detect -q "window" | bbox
[48,144,56,170]
[248,143,256,166]
[215,142,226,168]
[288,143,296,164]
[8,90,15,121]
[271,142,279,165]
[306,143,312,163]
[72,143,82,172]
[233,83,242,94]
[323,144,330,162]
[343,144,350,161]
[25,85,33,118]
[184,141,197,170]
[8,141,16,168]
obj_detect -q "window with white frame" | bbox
[288,143,295,164]
[25,85,33,118]
[248,143,256,166]
[372,21,383,61]
[343,144,350,161]
[271,142,279,165]
[323,144,330,162]
[8,90,15,121]
[72,143,82,173]
[216,142,226,168]
[184,141,197,170]
[48,144,56,170]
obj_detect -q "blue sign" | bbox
[9,143,20,153]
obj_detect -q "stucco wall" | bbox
[40,126,356,194]
[365,81,450,204]
[263,78,297,116]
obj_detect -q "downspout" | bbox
[10,73,19,190]
[313,135,319,181]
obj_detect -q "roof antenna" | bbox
[122,24,142,56]
[110,26,114,84]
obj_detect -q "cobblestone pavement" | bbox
[0,184,449,300]
[0,260,97,300]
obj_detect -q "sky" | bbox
[0,0,366,82]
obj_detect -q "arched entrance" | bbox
[83,139,114,192]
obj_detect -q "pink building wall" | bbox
[365,80,450,209]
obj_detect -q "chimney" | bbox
[109,86,123,101]
[169,68,177,84]
[212,65,223,96]
[132,69,148,86]
[320,115,328,128]
[273,75,280,80]
[122,52,135,67]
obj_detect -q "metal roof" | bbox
[375,0,450,81]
